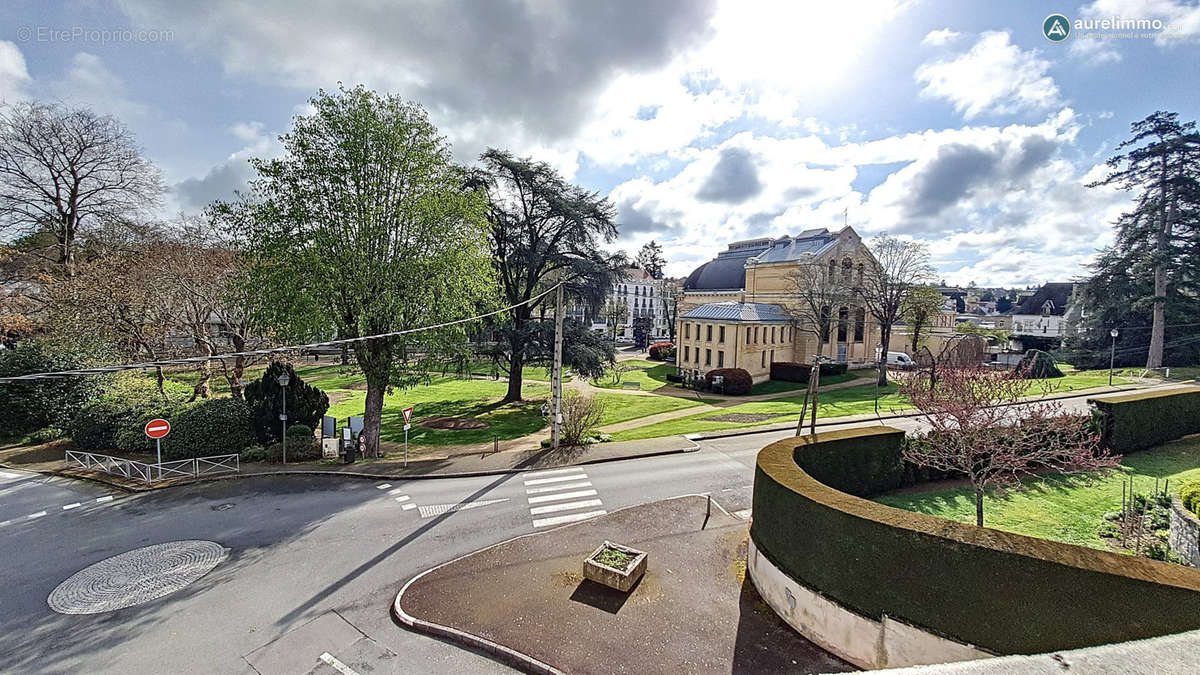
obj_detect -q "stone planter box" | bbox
[583,541,647,592]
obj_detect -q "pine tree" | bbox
[1084,111,1200,369]
[635,240,667,279]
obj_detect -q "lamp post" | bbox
[1108,328,1119,386]
[278,371,290,464]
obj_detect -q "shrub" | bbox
[1018,349,1064,379]
[560,392,606,446]
[266,438,322,462]
[0,341,104,434]
[244,361,330,444]
[27,427,65,444]
[648,342,675,360]
[67,374,191,452]
[819,362,848,377]
[1180,480,1200,514]
[705,368,753,395]
[286,424,314,440]
[160,398,255,460]
[240,444,269,462]
[771,361,812,383]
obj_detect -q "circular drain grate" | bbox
[48,540,227,615]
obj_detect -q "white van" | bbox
[885,351,915,368]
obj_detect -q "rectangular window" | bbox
[747,327,752,343]
[683,346,690,362]
[684,323,690,339]
[771,327,776,343]
[754,326,759,343]
[718,326,725,343]
[696,348,701,364]
[705,349,712,366]
[706,325,713,341]
[718,351,725,367]
[761,351,766,368]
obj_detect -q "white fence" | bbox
[65,450,240,485]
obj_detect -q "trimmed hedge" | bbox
[1181,480,1200,516]
[1090,388,1200,454]
[770,361,812,383]
[648,342,675,360]
[819,362,848,377]
[160,398,255,460]
[751,427,1200,656]
[705,367,753,395]
[67,376,191,451]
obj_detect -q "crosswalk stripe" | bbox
[387,488,404,495]
[525,480,592,495]
[376,483,392,490]
[394,495,410,503]
[528,489,597,505]
[524,474,588,486]
[401,503,416,511]
[62,503,81,511]
[529,499,603,516]
[28,511,47,519]
[523,467,586,479]
[95,496,114,503]
[532,510,607,528]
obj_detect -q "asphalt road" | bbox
[0,391,1119,674]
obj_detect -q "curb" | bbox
[7,438,701,492]
[389,494,710,675]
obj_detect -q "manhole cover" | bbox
[47,540,227,614]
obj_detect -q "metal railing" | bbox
[65,450,240,485]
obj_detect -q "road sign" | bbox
[403,423,411,431]
[144,419,171,439]
[402,406,414,424]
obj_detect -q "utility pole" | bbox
[551,282,565,449]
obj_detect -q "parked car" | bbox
[885,351,916,369]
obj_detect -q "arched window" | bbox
[827,259,836,280]
[820,305,832,343]
[842,258,853,282]
[853,307,865,343]
[856,263,864,285]
[837,306,849,342]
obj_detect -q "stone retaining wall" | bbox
[1169,495,1200,567]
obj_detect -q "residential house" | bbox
[1008,282,1075,348]
[608,267,670,340]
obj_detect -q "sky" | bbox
[1,0,1198,286]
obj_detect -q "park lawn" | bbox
[749,371,863,395]
[592,359,675,391]
[875,436,1200,550]
[1023,370,1129,394]
[592,392,709,427]
[611,383,908,441]
[456,359,570,382]
[326,376,551,446]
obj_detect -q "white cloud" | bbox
[0,41,31,103]
[1076,0,1200,45]
[915,31,1062,119]
[922,28,962,46]
[173,121,280,209]
[49,52,151,122]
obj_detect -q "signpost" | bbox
[402,406,414,467]
[144,418,171,479]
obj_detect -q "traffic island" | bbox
[394,495,854,673]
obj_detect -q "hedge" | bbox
[0,341,102,435]
[160,398,255,460]
[818,362,848,377]
[705,367,752,395]
[751,427,1200,656]
[1089,388,1200,454]
[770,361,812,383]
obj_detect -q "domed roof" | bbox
[683,229,840,291]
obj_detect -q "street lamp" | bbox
[277,371,290,464]
[1108,328,1119,386]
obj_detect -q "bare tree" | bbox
[901,365,1116,526]
[900,285,945,352]
[859,235,935,386]
[785,260,852,435]
[602,297,629,342]
[0,101,164,278]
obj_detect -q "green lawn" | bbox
[326,376,550,446]
[592,392,709,427]
[876,436,1200,549]
[749,371,861,394]
[592,359,674,391]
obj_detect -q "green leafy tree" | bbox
[215,86,495,457]
[470,149,622,402]
[900,285,945,352]
[243,362,330,444]
[0,341,102,434]
[1085,111,1200,369]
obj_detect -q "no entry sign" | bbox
[144,418,171,439]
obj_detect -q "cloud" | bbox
[172,121,279,210]
[696,147,763,203]
[921,28,962,46]
[0,41,31,103]
[915,31,1062,119]
[48,53,150,122]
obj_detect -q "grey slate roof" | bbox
[683,229,838,291]
[1012,283,1073,316]
[681,301,791,323]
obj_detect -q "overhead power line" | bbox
[0,284,562,383]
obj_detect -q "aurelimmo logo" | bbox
[1043,13,1071,42]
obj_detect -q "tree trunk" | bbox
[975,486,985,527]
[1147,151,1171,369]
[154,365,166,398]
[228,355,246,400]
[809,361,821,435]
[363,375,386,459]
[877,325,892,386]
[505,345,525,402]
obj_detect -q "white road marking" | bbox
[418,498,509,518]
[401,503,415,511]
[95,496,114,503]
[0,520,10,527]
[387,488,404,495]
[28,511,47,519]
[525,480,592,495]
[532,510,607,528]
[527,489,597,505]
[375,483,392,490]
[529,499,603,516]
[0,471,20,479]
[523,474,588,486]
[393,495,410,503]
[734,508,752,520]
[523,467,587,479]
[319,652,359,675]
[62,502,82,511]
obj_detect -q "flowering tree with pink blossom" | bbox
[900,365,1116,527]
